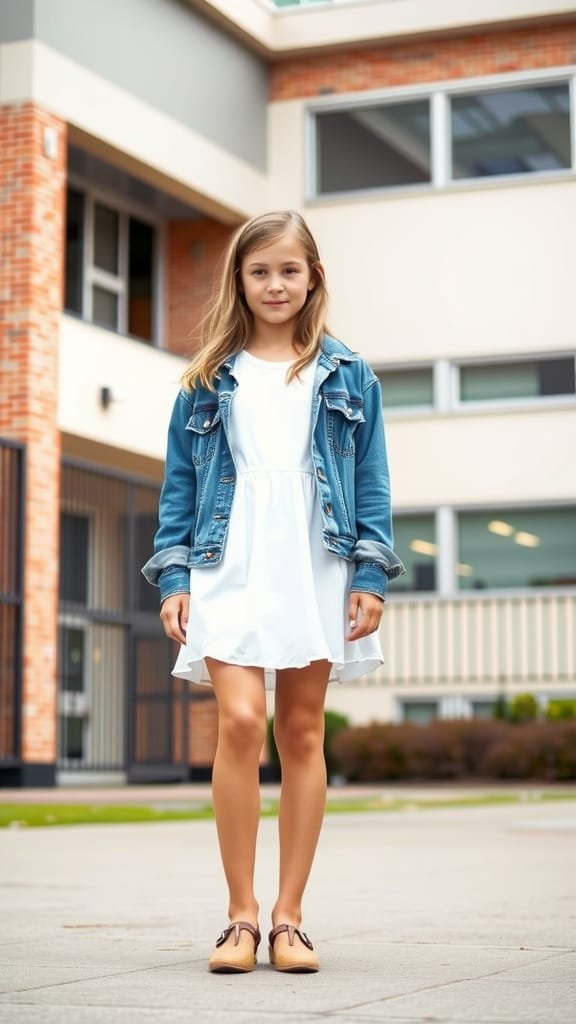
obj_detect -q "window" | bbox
[451,83,571,179]
[310,74,574,197]
[401,700,439,724]
[64,187,157,343]
[315,100,431,195]
[457,507,576,590]
[459,357,575,402]
[391,514,437,592]
[60,513,90,606]
[376,367,434,409]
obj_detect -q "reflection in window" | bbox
[391,515,436,592]
[458,507,576,590]
[316,100,431,194]
[377,368,434,408]
[451,83,571,179]
[460,357,575,401]
[129,218,154,342]
[64,189,84,314]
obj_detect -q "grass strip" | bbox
[1,789,575,829]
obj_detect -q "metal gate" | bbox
[59,460,189,781]
[0,440,24,768]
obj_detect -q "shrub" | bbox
[507,693,540,723]
[545,699,576,721]
[331,719,576,782]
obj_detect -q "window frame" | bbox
[306,65,576,202]
[66,175,164,347]
[451,352,576,411]
[373,361,436,415]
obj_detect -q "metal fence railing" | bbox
[0,440,24,764]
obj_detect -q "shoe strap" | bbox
[268,923,314,950]
[215,921,261,950]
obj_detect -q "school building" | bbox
[1,0,575,786]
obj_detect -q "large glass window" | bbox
[458,507,576,590]
[315,100,431,194]
[459,357,575,402]
[64,187,157,343]
[377,368,434,409]
[391,514,437,592]
[451,83,571,179]
[60,513,90,606]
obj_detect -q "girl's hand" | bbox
[160,593,190,645]
[347,591,384,641]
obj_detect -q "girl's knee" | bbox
[220,705,267,753]
[274,713,324,761]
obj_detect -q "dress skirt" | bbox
[172,349,384,690]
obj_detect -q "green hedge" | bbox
[331,719,576,782]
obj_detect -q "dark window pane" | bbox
[60,513,89,605]
[451,83,571,179]
[391,514,436,592]
[377,368,434,408]
[458,508,576,590]
[59,714,84,760]
[402,701,438,724]
[93,286,118,329]
[94,202,119,273]
[59,626,85,694]
[64,188,84,314]
[316,101,431,194]
[460,358,575,401]
[128,218,154,342]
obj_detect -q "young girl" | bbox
[142,210,405,974]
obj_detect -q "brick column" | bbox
[166,219,233,356]
[0,103,66,785]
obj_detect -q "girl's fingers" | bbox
[160,595,189,644]
[347,594,384,640]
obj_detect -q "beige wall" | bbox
[58,316,187,461]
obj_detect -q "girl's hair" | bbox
[181,210,330,391]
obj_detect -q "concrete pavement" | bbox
[1,798,576,1023]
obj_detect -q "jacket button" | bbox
[346,407,353,415]
[324,503,333,516]
[317,468,326,481]
[203,419,211,428]
[205,551,215,559]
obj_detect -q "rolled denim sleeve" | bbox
[141,390,196,597]
[350,373,406,599]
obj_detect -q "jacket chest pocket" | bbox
[185,405,221,466]
[324,395,365,457]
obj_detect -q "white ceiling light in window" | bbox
[488,519,515,536]
[514,531,540,547]
[410,539,438,556]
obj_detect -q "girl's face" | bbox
[240,231,314,333]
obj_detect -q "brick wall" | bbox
[0,103,66,775]
[166,219,234,357]
[270,22,576,100]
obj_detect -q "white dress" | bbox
[172,349,384,690]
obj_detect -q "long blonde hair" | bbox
[181,210,330,391]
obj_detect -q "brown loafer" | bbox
[268,923,319,973]
[208,920,261,973]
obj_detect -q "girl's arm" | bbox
[351,373,406,599]
[141,390,197,603]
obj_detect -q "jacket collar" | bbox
[222,334,358,373]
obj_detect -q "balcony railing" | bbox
[375,590,576,687]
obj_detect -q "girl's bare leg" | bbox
[206,658,267,929]
[271,660,330,936]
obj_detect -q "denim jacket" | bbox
[141,335,406,602]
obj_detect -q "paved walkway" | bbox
[1,797,575,1023]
